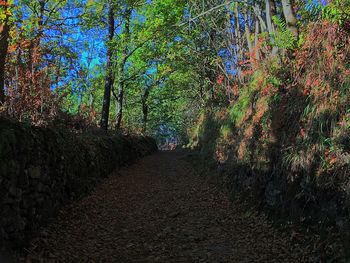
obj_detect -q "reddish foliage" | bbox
[3,37,61,126]
[294,21,350,103]
[216,75,224,85]
[241,69,254,77]
[0,1,12,7]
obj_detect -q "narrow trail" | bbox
[22,151,313,262]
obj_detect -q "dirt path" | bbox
[22,151,314,262]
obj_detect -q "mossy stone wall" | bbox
[0,118,157,248]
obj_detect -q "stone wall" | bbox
[0,118,157,248]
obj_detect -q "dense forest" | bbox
[0,0,348,141]
[1,0,350,261]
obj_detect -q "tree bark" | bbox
[265,0,275,35]
[233,5,244,83]
[115,9,131,131]
[115,83,124,130]
[281,0,298,37]
[253,3,267,33]
[141,88,150,133]
[100,2,115,131]
[254,19,260,60]
[266,0,279,55]
[243,10,253,59]
[0,0,10,104]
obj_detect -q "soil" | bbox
[20,151,317,262]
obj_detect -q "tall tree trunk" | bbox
[243,11,253,60]
[0,0,10,104]
[100,3,115,131]
[233,5,243,83]
[254,19,260,60]
[254,3,267,33]
[265,0,275,35]
[115,82,124,130]
[115,9,131,131]
[281,0,298,37]
[28,0,45,89]
[38,0,45,38]
[266,0,279,55]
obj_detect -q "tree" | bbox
[114,4,132,131]
[281,0,298,37]
[0,0,11,104]
[100,0,115,131]
[111,0,186,131]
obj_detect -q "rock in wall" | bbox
[0,118,157,248]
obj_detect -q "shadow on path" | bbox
[20,151,313,262]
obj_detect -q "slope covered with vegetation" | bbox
[193,18,350,246]
[187,0,350,253]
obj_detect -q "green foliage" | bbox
[271,16,297,50]
[229,88,253,125]
[220,124,231,139]
[303,0,350,25]
[322,0,350,25]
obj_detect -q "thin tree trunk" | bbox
[115,82,124,130]
[270,0,277,17]
[141,88,150,133]
[254,3,267,33]
[243,11,253,59]
[115,9,131,131]
[0,0,10,104]
[266,0,279,55]
[100,2,115,131]
[254,19,260,60]
[38,0,45,37]
[234,5,243,83]
[265,0,275,35]
[281,0,298,37]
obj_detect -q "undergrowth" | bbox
[189,21,350,260]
